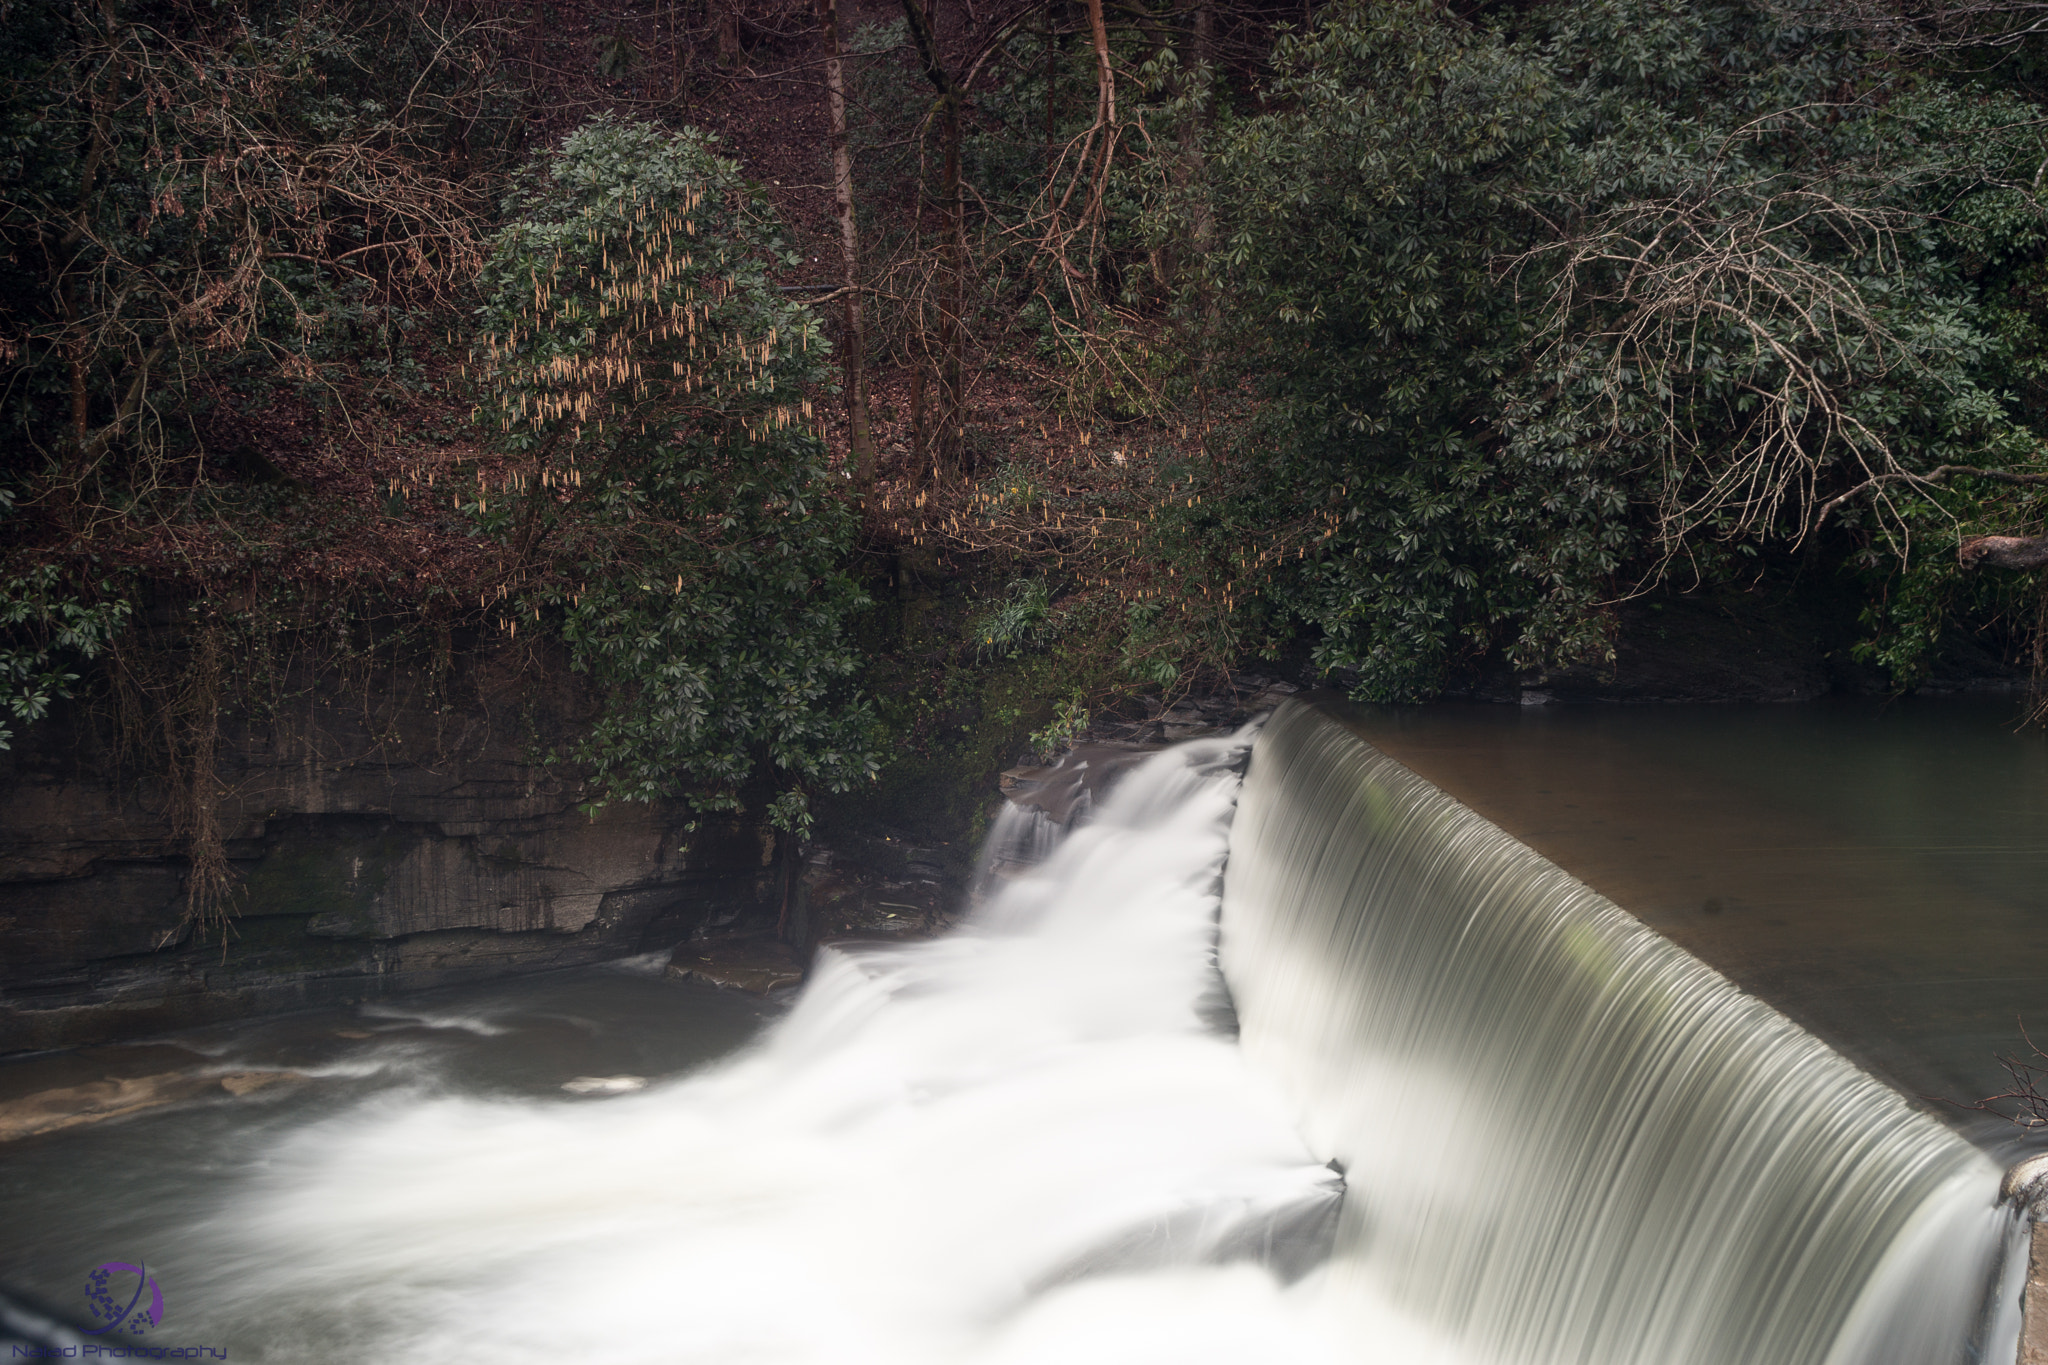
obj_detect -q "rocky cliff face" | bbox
[0,642,782,1054]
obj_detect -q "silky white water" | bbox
[1223,702,2022,1365]
[178,732,1360,1363]
[70,711,2021,1364]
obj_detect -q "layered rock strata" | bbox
[0,645,781,1054]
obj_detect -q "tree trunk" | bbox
[910,363,928,472]
[669,0,690,99]
[816,0,877,495]
[940,87,965,470]
[1049,0,1114,305]
[1043,0,1059,168]
[899,0,965,475]
[1961,535,2048,571]
[717,0,742,67]
[1179,0,1214,321]
[1084,0,1114,227]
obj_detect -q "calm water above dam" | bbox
[1327,695,2048,1154]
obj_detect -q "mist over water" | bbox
[183,732,1353,1364]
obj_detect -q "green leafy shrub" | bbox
[472,116,877,812]
[1205,0,2047,699]
[0,562,129,749]
[971,579,1053,661]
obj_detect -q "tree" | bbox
[471,115,878,823]
[0,0,518,938]
[899,0,970,473]
[1206,0,2048,699]
[817,0,879,495]
[0,0,502,529]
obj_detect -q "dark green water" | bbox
[0,957,773,1331]
[1327,694,2048,1156]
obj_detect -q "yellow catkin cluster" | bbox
[467,189,817,453]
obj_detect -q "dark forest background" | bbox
[9,0,2048,908]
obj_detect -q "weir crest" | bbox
[1222,700,2022,1365]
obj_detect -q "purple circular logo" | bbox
[83,1261,162,1336]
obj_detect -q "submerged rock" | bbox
[0,1073,211,1142]
[0,1043,310,1141]
[666,937,804,994]
[561,1075,647,1096]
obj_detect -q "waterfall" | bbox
[185,733,1347,1364]
[972,797,1065,895]
[974,745,1160,898]
[156,705,2027,1363]
[1222,701,2023,1365]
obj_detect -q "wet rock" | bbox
[666,936,804,994]
[0,645,789,1055]
[1000,745,1156,826]
[1246,682,1300,712]
[2001,1152,2048,1209]
[217,1070,302,1097]
[561,1075,647,1096]
[0,1072,213,1142]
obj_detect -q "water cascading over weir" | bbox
[1223,700,2020,1365]
[9,702,2024,1362]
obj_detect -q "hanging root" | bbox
[115,616,242,951]
[171,620,239,948]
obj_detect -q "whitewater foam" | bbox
[187,733,1354,1364]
